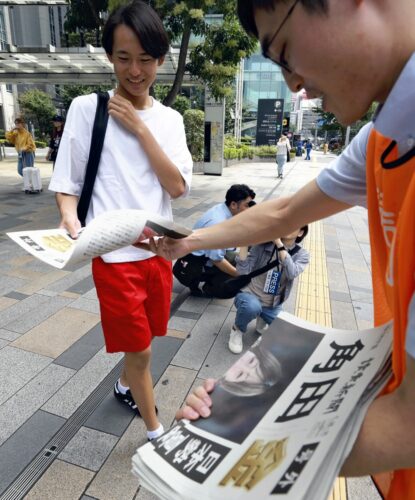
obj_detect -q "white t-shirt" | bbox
[49,91,193,263]
[276,139,290,156]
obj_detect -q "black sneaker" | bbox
[113,382,158,417]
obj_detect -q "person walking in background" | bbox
[49,0,192,443]
[229,226,309,354]
[6,117,36,176]
[275,133,291,178]
[323,142,329,155]
[305,139,313,160]
[46,115,65,167]
[295,137,303,157]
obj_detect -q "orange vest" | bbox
[366,129,415,499]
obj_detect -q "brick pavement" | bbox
[0,152,379,499]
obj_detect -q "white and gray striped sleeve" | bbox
[316,122,373,208]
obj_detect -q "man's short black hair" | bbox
[225,184,256,206]
[237,0,328,38]
[295,225,309,243]
[102,0,169,58]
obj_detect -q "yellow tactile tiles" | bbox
[295,221,331,327]
[328,478,348,500]
[294,221,347,500]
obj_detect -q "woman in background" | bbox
[275,133,291,179]
[6,117,36,176]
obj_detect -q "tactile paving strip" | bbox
[295,221,347,500]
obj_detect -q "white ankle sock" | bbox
[117,379,129,394]
[147,423,164,441]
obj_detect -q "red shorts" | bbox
[92,256,172,353]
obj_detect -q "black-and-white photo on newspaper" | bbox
[132,313,392,500]
[194,321,324,443]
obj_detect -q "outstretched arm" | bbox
[143,180,350,261]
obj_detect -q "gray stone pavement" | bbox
[0,153,380,499]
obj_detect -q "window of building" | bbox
[57,7,63,42]
[0,7,7,51]
[49,6,56,46]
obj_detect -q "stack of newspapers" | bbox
[132,313,392,500]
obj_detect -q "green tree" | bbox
[18,89,56,139]
[172,95,191,115]
[153,84,191,115]
[186,16,256,102]
[350,103,377,137]
[156,1,257,106]
[313,102,377,145]
[64,0,108,33]
[183,109,204,161]
[312,108,347,144]
[60,84,112,111]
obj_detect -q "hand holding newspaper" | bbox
[7,209,191,269]
[132,313,392,500]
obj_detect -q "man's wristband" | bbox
[277,246,285,252]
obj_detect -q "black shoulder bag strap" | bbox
[246,245,279,280]
[246,243,301,280]
[77,92,110,227]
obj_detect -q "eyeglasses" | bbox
[261,0,300,73]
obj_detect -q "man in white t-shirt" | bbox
[49,0,192,442]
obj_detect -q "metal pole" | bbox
[234,59,244,143]
[345,125,351,147]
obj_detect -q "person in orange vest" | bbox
[139,1,415,498]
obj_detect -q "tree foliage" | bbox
[312,108,347,143]
[64,0,108,33]
[60,84,112,111]
[183,109,204,161]
[187,16,256,101]
[153,84,191,115]
[313,102,377,144]
[18,89,56,138]
[152,0,257,106]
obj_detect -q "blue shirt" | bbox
[192,203,233,263]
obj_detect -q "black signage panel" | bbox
[256,98,284,146]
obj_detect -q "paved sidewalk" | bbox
[0,153,379,499]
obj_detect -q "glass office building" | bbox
[242,52,292,138]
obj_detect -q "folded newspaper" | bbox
[132,312,392,500]
[6,209,191,269]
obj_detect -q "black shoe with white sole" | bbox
[114,382,158,417]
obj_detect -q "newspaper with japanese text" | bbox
[6,209,191,269]
[132,312,392,499]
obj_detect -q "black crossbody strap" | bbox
[247,244,301,280]
[77,92,110,227]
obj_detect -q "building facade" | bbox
[0,4,68,134]
[241,52,292,141]
[0,7,16,133]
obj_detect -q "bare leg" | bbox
[124,348,159,431]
